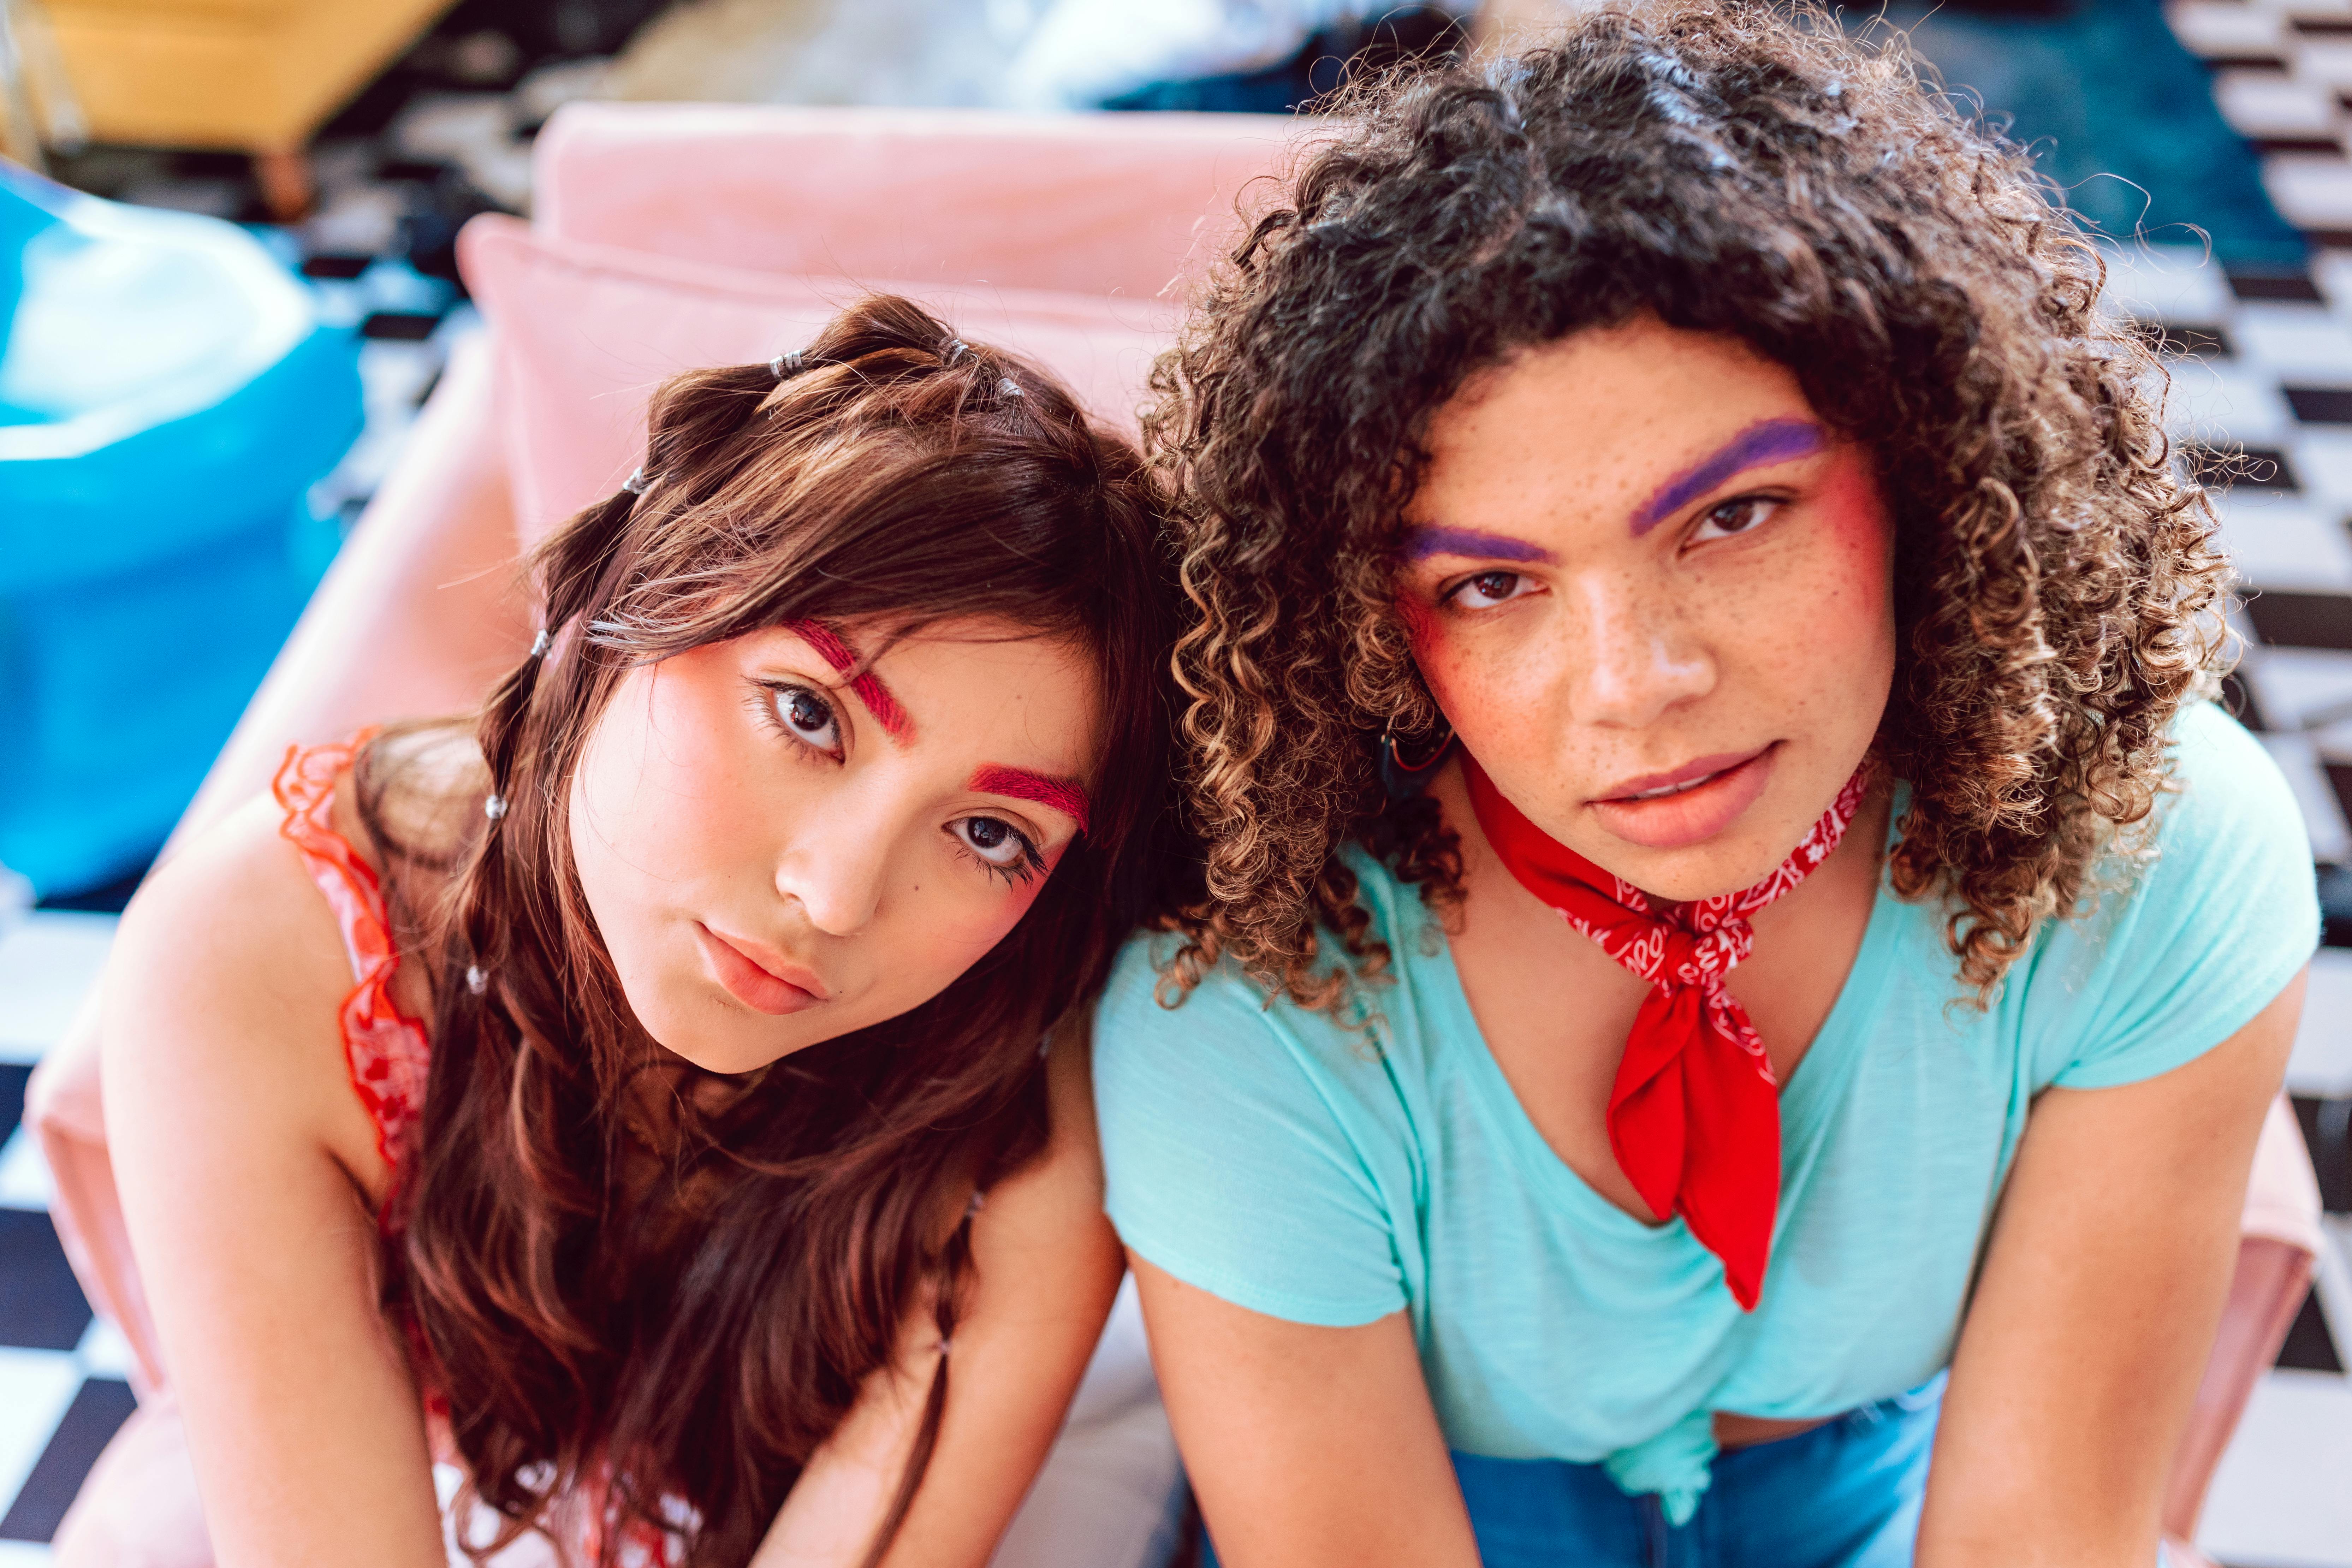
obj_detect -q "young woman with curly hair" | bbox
[81,296,1178,1567]
[1089,8,2320,1566]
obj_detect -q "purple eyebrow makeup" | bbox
[1406,524,1558,562]
[1632,417,1825,536]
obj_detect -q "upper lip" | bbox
[703,925,832,1002]
[1594,745,1772,803]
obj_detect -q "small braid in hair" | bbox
[458,482,640,990]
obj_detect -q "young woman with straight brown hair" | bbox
[1094,8,2318,1566]
[81,295,1178,1567]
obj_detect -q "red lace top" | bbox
[273,732,431,1196]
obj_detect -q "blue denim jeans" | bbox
[1202,1373,2181,1567]
[1447,1378,1944,1568]
[1201,1381,1941,1567]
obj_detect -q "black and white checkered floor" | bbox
[6,1,2352,1562]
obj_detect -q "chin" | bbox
[1606,834,1796,903]
[661,1034,796,1076]
[626,990,820,1076]
[1575,779,1837,902]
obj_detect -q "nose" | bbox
[773,797,894,937]
[1566,570,1716,729]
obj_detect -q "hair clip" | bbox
[483,794,508,821]
[465,964,488,995]
[997,377,1023,399]
[770,349,805,377]
[622,468,649,495]
[967,1189,987,1215]
[529,628,552,659]
[943,338,969,365]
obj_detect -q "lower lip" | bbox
[1588,745,1778,851]
[693,923,822,1016]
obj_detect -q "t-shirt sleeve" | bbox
[1090,936,1410,1328]
[2042,701,2320,1091]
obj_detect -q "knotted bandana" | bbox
[1460,754,1872,1309]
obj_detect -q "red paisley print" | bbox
[1461,755,1871,1310]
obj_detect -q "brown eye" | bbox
[1693,497,1781,541]
[950,814,1041,884]
[771,685,840,749]
[954,815,1024,866]
[1451,571,1532,610]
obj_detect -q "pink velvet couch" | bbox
[21,101,2324,1565]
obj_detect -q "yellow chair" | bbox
[41,0,458,215]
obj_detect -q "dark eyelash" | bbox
[959,821,1045,887]
[1441,570,1516,604]
[746,679,842,760]
[1702,489,1791,525]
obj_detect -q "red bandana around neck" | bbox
[1460,754,1872,1310]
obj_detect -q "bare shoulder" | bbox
[102,783,388,1187]
[1045,1008,1101,1162]
[984,1012,1105,1230]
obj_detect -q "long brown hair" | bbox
[1146,2,2226,1009]
[357,295,1174,1564]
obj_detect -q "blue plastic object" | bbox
[0,165,362,898]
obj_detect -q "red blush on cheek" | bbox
[1392,590,1474,723]
[1395,594,1438,653]
[1815,454,1896,599]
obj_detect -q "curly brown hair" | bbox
[1147,1,2230,1009]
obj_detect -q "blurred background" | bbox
[0,1,2348,1563]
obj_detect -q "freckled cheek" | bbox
[1396,593,1436,654]
[1396,592,1467,716]
[1404,613,1558,747]
[1811,463,1896,652]
[1735,463,1896,728]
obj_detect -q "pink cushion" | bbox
[456,214,1179,547]
[533,102,1295,299]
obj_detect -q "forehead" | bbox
[1414,318,1817,518]
[756,618,1101,773]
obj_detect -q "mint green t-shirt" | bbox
[1092,703,2318,1522]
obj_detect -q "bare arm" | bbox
[754,1021,1129,1568]
[101,795,447,1566]
[1919,969,2308,1568]
[1130,1258,1481,1568]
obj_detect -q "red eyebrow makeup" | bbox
[969,764,1091,834]
[786,620,913,741]
[1632,417,1825,536]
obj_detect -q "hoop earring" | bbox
[1379,715,1456,802]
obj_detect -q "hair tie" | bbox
[465,964,489,996]
[770,349,805,377]
[997,377,1023,399]
[943,338,969,365]
[529,628,552,659]
[622,467,649,495]
[483,794,507,821]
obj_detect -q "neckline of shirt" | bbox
[1404,797,1912,1250]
